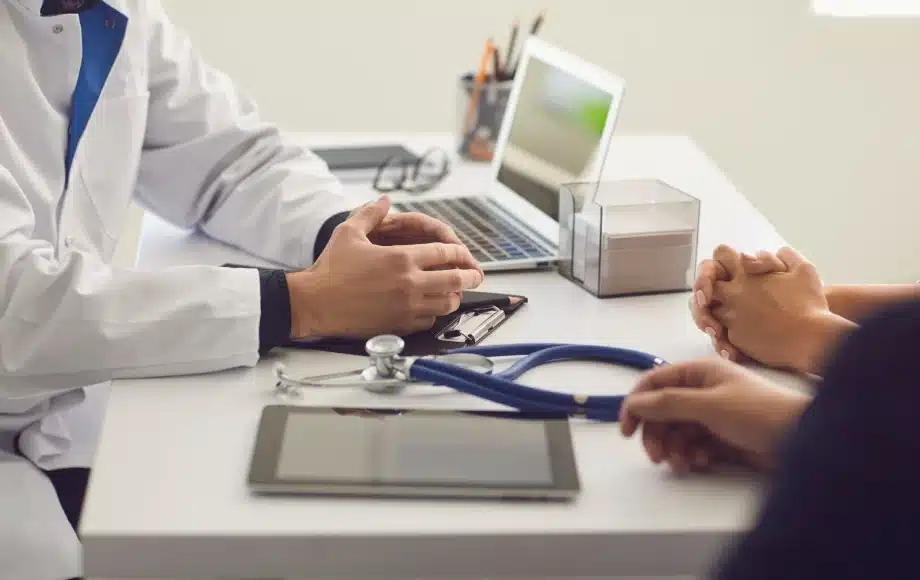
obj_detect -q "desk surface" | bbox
[81,133,795,579]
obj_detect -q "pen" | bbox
[504,18,519,79]
[530,9,546,36]
[509,9,547,79]
[492,47,502,81]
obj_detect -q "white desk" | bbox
[81,133,795,580]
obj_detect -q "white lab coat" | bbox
[0,0,350,576]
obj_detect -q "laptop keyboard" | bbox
[393,197,553,264]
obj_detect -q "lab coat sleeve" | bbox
[0,165,263,399]
[135,0,353,269]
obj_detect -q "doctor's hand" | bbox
[365,204,462,247]
[287,197,484,339]
[710,247,855,375]
[620,358,810,474]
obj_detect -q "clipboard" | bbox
[286,290,528,357]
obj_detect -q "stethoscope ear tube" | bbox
[409,362,584,416]
[410,359,625,421]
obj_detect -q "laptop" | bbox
[392,38,626,271]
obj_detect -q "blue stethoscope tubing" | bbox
[407,343,665,422]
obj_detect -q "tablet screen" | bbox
[277,411,553,485]
[249,407,579,499]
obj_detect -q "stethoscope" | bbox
[274,335,666,422]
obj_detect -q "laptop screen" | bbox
[496,58,615,221]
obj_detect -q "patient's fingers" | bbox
[713,338,744,362]
[713,245,744,280]
[741,251,788,275]
[690,294,725,340]
[693,259,729,307]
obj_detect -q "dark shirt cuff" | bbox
[314,211,351,262]
[256,268,292,354]
[41,0,99,15]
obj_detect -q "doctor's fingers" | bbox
[416,268,483,294]
[693,259,729,307]
[398,316,439,335]
[403,243,483,274]
[414,293,464,317]
[376,213,463,245]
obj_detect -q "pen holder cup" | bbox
[557,180,701,298]
[457,74,513,162]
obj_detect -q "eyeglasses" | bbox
[373,148,451,194]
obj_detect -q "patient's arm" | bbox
[736,251,920,323]
[824,284,920,323]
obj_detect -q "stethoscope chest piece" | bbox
[362,335,494,393]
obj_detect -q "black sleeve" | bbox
[255,268,291,355]
[313,211,350,261]
[712,299,920,580]
[225,210,350,355]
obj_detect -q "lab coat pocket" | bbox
[76,92,150,256]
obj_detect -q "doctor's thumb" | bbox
[622,388,707,425]
[347,195,392,234]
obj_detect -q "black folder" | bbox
[286,290,528,356]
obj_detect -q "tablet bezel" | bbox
[248,405,580,500]
[311,144,418,171]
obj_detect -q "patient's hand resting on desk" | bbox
[690,245,855,375]
[620,358,810,474]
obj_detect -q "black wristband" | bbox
[256,268,292,354]
[314,211,350,262]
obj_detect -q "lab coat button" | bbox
[53,24,64,34]
[64,237,74,248]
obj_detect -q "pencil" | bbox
[464,39,496,136]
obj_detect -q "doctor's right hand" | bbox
[286,197,484,339]
[620,358,810,474]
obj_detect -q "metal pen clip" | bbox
[437,306,506,344]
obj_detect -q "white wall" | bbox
[152,0,920,284]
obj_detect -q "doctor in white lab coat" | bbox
[0,1,483,577]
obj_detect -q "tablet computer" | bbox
[248,406,580,501]
[312,144,418,171]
